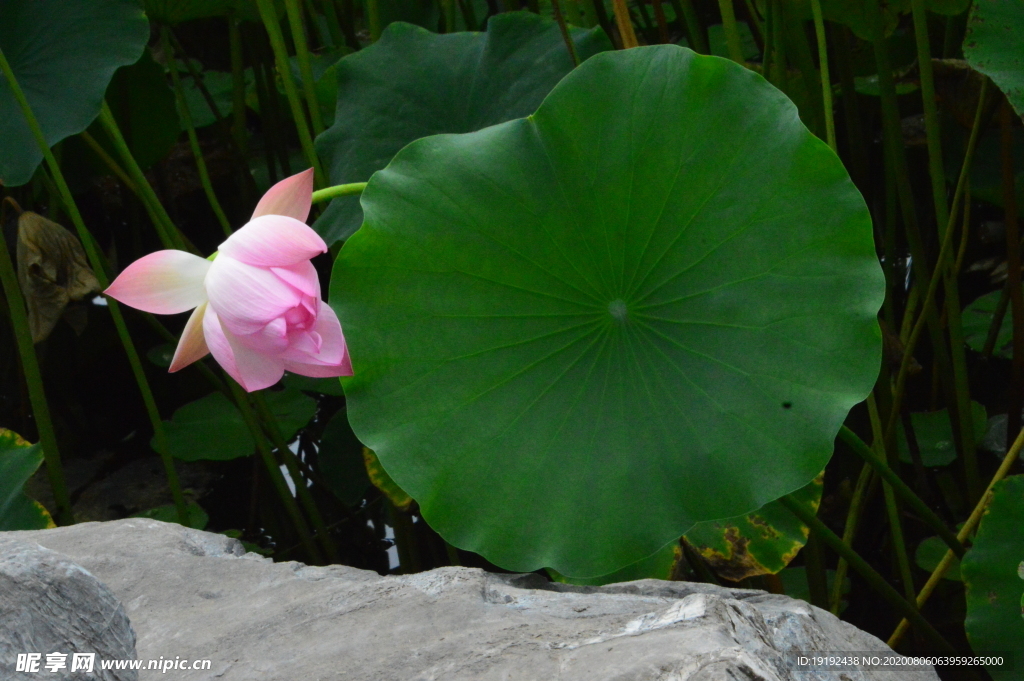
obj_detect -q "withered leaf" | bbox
[16,210,100,342]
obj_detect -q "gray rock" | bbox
[6,519,938,680]
[0,538,137,681]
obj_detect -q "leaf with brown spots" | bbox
[682,472,823,582]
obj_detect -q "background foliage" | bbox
[1,0,1023,677]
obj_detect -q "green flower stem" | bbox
[888,423,1024,647]
[808,0,835,152]
[367,0,382,42]
[830,461,873,614]
[717,0,744,63]
[387,499,422,573]
[786,16,825,139]
[79,131,138,195]
[833,26,868,189]
[909,0,979,501]
[229,15,249,152]
[0,46,191,528]
[80,130,201,261]
[250,392,340,562]
[227,379,324,564]
[669,0,701,52]
[742,0,763,43]
[803,534,830,609]
[760,0,773,81]
[256,0,326,186]
[1000,100,1024,450]
[909,0,949,233]
[0,214,73,525]
[550,0,581,66]
[318,0,346,48]
[311,182,367,203]
[96,102,191,252]
[839,426,964,558]
[867,394,917,605]
[779,493,957,655]
[562,0,582,30]
[650,0,669,43]
[285,0,326,136]
[166,30,257,205]
[769,0,787,89]
[611,0,639,49]
[163,28,233,239]
[882,78,990,499]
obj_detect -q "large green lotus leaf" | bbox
[683,473,823,582]
[549,541,681,586]
[964,0,1024,118]
[332,46,884,577]
[0,0,149,186]
[962,475,1024,677]
[313,12,611,244]
[0,430,55,531]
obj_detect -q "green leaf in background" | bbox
[262,388,317,441]
[0,0,149,186]
[289,49,349,128]
[363,448,413,511]
[708,22,759,61]
[143,0,233,24]
[178,68,254,131]
[549,541,681,586]
[147,343,177,368]
[333,46,883,577]
[962,475,1024,677]
[317,409,371,506]
[131,501,209,529]
[313,13,612,244]
[0,430,54,531]
[96,51,180,171]
[963,0,1024,118]
[683,473,823,582]
[952,127,1024,211]
[780,567,850,612]
[897,402,987,467]
[156,392,253,461]
[915,529,963,581]
[153,388,316,461]
[964,288,1020,359]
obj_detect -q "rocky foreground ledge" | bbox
[1,519,936,680]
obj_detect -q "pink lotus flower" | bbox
[105,169,352,392]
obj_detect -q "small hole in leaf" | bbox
[782,402,793,409]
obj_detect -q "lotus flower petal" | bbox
[205,256,304,334]
[271,261,320,298]
[281,302,350,369]
[169,302,210,372]
[104,250,210,314]
[283,356,352,378]
[203,306,285,391]
[219,215,326,268]
[251,168,314,222]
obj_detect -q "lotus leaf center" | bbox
[608,299,629,323]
